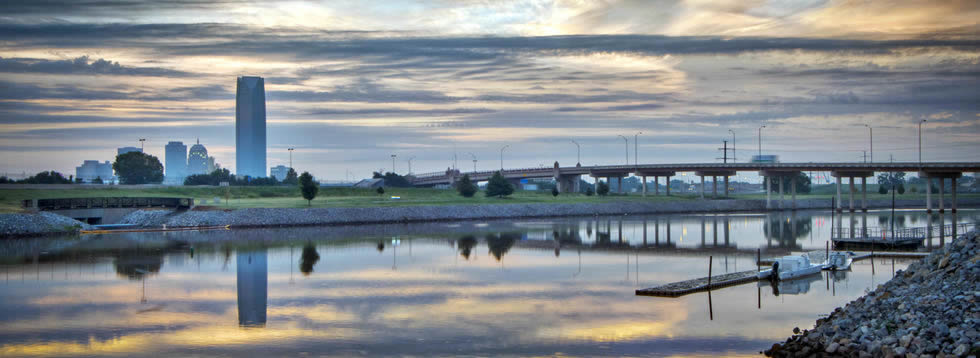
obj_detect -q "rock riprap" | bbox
[765,231,979,357]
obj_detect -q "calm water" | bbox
[0,209,976,357]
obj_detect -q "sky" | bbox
[0,0,977,180]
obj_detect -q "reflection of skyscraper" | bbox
[187,139,209,175]
[165,141,187,184]
[237,249,268,327]
[236,76,267,178]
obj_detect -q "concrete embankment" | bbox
[1,197,977,238]
[764,230,979,357]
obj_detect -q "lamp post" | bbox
[569,140,580,167]
[863,124,872,163]
[617,135,628,165]
[139,138,146,151]
[288,147,295,170]
[918,119,927,165]
[728,129,736,162]
[390,154,396,174]
[634,131,642,167]
[407,156,415,174]
[757,125,766,158]
[500,145,509,171]
[468,153,477,171]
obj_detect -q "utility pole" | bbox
[139,138,146,151]
[390,154,396,174]
[634,132,642,167]
[862,150,867,163]
[717,140,730,163]
[468,153,477,171]
[407,156,415,174]
[757,125,766,159]
[288,147,295,169]
[864,124,873,163]
[918,119,927,166]
[500,145,509,170]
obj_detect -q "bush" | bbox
[878,185,888,195]
[585,187,594,196]
[376,186,385,195]
[596,181,610,196]
[485,171,514,198]
[551,186,559,197]
[457,174,478,198]
[897,183,905,194]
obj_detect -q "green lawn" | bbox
[2,185,973,213]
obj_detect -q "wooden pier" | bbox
[831,223,976,248]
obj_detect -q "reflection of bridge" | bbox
[412,162,979,212]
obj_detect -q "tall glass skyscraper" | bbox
[164,141,187,184]
[236,76,267,178]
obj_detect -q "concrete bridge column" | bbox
[836,177,843,212]
[712,176,718,197]
[938,178,945,213]
[926,177,932,213]
[848,177,855,212]
[778,177,784,209]
[654,176,659,195]
[791,176,797,210]
[700,175,705,199]
[951,177,957,213]
[766,176,772,209]
[617,176,623,194]
[861,176,867,212]
[666,176,671,196]
[724,176,729,197]
[642,175,647,197]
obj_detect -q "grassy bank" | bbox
[1,185,975,213]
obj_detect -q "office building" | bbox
[207,157,218,173]
[165,141,187,184]
[270,165,289,182]
[237,249,268,327]
[236,76,267,178]
[117,147,142,156]
[75,160,113,183]
[187,139,210,175]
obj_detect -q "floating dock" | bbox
[635,269,765,297]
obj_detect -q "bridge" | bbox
[23,197,194,224]
[411,162,979,212]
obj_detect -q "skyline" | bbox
[0,1,978,180]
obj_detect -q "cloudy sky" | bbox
[0,0,977,180]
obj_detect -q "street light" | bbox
[468,153,477,171]
[728,129,736,163]
[757,125,766,158]
[634,131,642,167]
[407,156,415,174]
[918,119,927,165]
[617,135,628,165]
[139,138,146,151]
[288,147,295,170]
[500,145,509,170]
[863,124,872,163]
[569,140,580,167]
[390,154,397,174]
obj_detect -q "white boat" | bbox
[769,254,823,280]
[823,251,853,271]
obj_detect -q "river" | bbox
[0,209,976,357]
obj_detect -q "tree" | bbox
[113,151,164,184]
[283,168,299,185]
[596,181,610,196]
[376,186,385,195]
[21,171,72,184]
[878,185,888,195]
[767,172,812,194]
[585,186,594,196]
[299,171,318,206]
[877,172,907,194]
[372,171,412,187]
[485,171,514,198]
[92,176,104,184]
[457,174,478,198]
[551,186,559,197]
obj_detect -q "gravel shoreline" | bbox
[764,230,979,357]
[0,212,92,237]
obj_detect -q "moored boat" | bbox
[768,254,823,280]
[823,251,853,271]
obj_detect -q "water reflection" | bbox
[0,209,975,357]
[237,249,268,327]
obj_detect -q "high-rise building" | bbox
[237,249,267,327]
[117,147,142,156]
[187,139,209,175]
[75,160,113,183]
[270,165,289,182]
[206,156,218,173]
[165,141,187,184]
[236,76,267,178]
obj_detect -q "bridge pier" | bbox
[760,170,799,211]
[791,176,797,210]
[654,176,659,195]
[831,171,872,214]
[712,176,718,197]
[642,175,647,196]
[766,177,772,209]
[636,170,675,198]
[952,177,957,212]
[861,177,867,211]
[939,178,945,213]
[724,176,729,197]
[694,170,733,200]
[849,177,855,212]
[778,176,784,209]
[919,171,961,214]
[700,176,705,199]
[617,176,623,194]
[836,176,842,212]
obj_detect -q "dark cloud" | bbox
[269,79,460,104]
[0,56,192,77]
